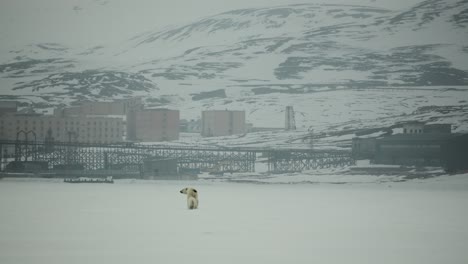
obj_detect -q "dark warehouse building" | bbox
[441,133,468,173]
[372,133,468,172]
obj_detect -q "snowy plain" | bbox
[1,174,468,264]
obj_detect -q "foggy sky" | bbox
[0,0,423,49]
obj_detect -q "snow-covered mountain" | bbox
[124,0,468,87]
[1,0,467,137]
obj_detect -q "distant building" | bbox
[187,119,201,133]
[424,124,451,134]
[201,110,245,137]
[54,106,81,117]
[441,134,468,172]
[402,121,424,134]
[402,121,452,134]
[52,98,144,142]
[374,133,463,167]
[352,137,377,160]
[180,119,188,133]
[0,101,18,116]
[180,119,201,133]
[246,123,254,133]
[285,106,296,130]
[353,122,455,163]
[0,113,124,143]
[54,98,143,117]
[132,109,179,142]
[125,99,145,141]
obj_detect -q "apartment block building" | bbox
[54,98,143,117]
[201,110,245,137]
[132,109,180,142]
[0,101,18,115]
[0,113,124,144]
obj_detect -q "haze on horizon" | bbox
[0,0,423,48]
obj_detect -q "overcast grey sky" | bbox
[0,0,423,48]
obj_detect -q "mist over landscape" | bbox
[1,0,467,130]
[1,0,468,263]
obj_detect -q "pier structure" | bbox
[0,140,354,176]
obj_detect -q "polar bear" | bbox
[179,187,199,209]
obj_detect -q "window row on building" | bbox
[0,114,124,144]
[1,100,248,143]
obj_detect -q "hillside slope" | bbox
[0,0,467,141]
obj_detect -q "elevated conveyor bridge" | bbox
[0,140,354,175]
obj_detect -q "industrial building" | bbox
[352,137,377,160]
[441,134,468,172]
[423,124,451,134]
[201,110,245,137]
[402,121,424,134]
[373,133,456,167]
[352,122,467,172]
[353,132,468,172]
[401,122,451,134]
[353,122,455,160]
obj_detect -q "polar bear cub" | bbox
[179,187,199,209]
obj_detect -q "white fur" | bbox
[179,187,199,209]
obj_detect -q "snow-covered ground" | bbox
[1,174,467,264]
